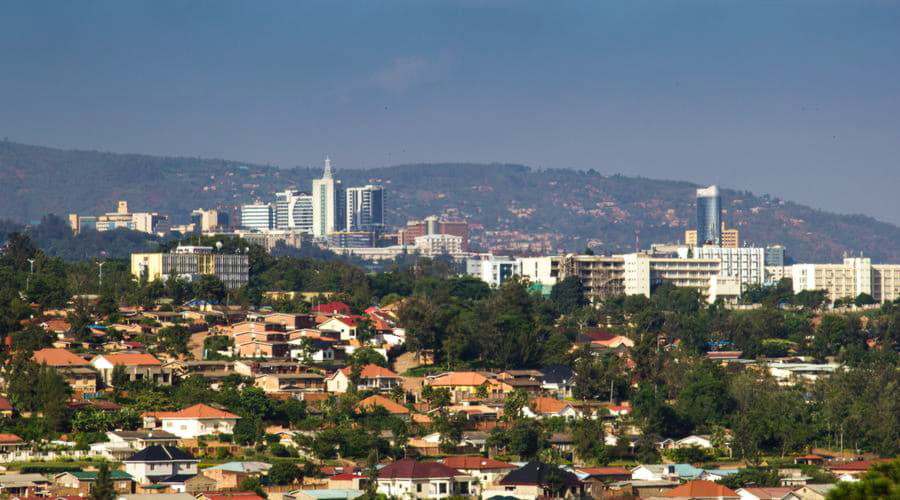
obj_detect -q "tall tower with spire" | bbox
[311,156,343,237]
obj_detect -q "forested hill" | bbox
[2,140,899,262]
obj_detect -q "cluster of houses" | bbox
[0,453,889,500]
[0,301,885,500]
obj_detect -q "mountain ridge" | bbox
[1,140,898,262]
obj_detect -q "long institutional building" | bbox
[130,246,250,289]
[790,257,900,304]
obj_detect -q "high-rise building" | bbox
[696,185,722,245]
[274,190,313,233]
[240,202,274,231]
[765,245,786,267]
[311,157,344,237]
[345,185,385,231]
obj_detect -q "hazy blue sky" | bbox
[2,1,899,223]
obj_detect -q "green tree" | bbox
[157,325,192,356]
[89,462,116,500]
[827,459,900,500]
[268,462,301,485]
[572,417,609,465]
[549,276,587,315]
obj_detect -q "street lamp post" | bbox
[98,261,106,289]
[26,258,35,289]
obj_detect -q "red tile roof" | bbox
[33,348,89,366]
[340,364,400,379]
[202,493,265,500]
[357,395,409,415]
[664,480,739,498]
[429,372,494,387]
[311,302,351,315]
[829,459,892,471]
[377,458,462,479]
[0,396,12,412]
[329,473,365,480]
[93,353,161,366]
[530,397,571,415]
[144,403,240,420]
[575,467,631,476]
[0,433,24,443]
[442,456,515,471]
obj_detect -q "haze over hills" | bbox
[1,140,899,262]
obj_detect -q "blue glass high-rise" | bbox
[696,185,721,245]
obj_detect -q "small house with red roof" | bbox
[375,458,474,499]
[142,404,240,439]
[0,396,12,417]
[91,352,171,386]
[663,479,739,499]
[326,364,401,393]
[0,433,26,452]
[356,395,410,418]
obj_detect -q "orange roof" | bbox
[93,352,161,366]
[0,433,24,443]
[33,348,89,367]
[530,397,571,415]
[357,395,409,415]
[442,456,515,471]
[340,364,400,379]
[145,403,240,420]
[42,318,71,333]
[664,480,739,498]
[430,372,493,387]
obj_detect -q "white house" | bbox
[317,317,360,341]
[91,353,171,386]
[123,446,199,487]
[376,458,474,499]
[325,364,402,394]
[676,435,715,449]
[521,397,581,419]
[142,404,240,439]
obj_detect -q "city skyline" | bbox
[2,1,899,225]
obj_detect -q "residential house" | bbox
[356,395,410,418]
[196,493,266,500]
[183,474,218,494]
[289,338,341,363]
[491,461,584,499]
[142,404,240,439]
[0,434,26,452]
[441,456,516,487]
[118,493,195,500]
[662,480,740,499]
[256,312,317,330]
[736,487,796,500]
[32,348,98,397]
[201,462,272,490]
[425,372,506,402]
[827,459,891,479]
[632,464,704,482]
[0,473,52,497]
[123,446,199,488]
[675,435,715,449]
[53,471,134,495]
[310,302,351,316]
[574,467,632,483]
[0,397,12,417]
[33,347,89,366]
[522,397,581,419]
[234,330,290,359]
[286,490,363,500]
[375,458,474,499]
[254,373,325,395]
[785,484,837,500]
[539,365,575,398]
[91,353,171,386]
[317,317,363,341]
[108,430,180,450]
[327,473,368,490]
[325,364,401,393]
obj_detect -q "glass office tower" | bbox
[696,185,721,245]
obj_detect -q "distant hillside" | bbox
[2,140,899,262]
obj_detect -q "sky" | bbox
[2,0,899,223]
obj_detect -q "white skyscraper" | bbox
[311,156,344,237]
[345,184,385,231]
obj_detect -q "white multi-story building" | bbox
[311,156,344,238]
[274,190,313,233]
[466,255,519,287]
[792,257,900,303]
[415,234,464,256]
[240,202,273,231]
[345,185,385,231]
[678,246,765,287]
